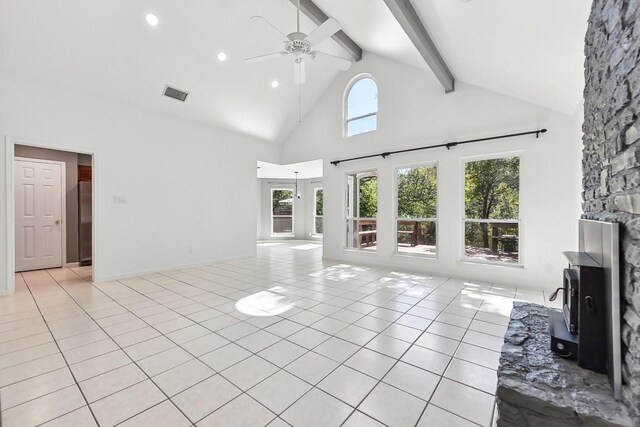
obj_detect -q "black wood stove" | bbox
[548,251,607,373]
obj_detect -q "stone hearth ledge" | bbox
[496,302,634,427]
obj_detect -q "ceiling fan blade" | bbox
[250,16,289,42]
[294,60,306,85]
[315,51,352,71]
[244,52,288,63]
[305,18,342,46]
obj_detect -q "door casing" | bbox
[5,136,99,294]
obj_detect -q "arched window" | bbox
[345,75,378,137]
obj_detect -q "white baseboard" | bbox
[95,253,254,283]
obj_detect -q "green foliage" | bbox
[358,177,378,218]
[272,189,293,215]
[397,220,436,247]
[315,189,323,216]
[465,157,519,219]
[397,166,437,218]
[464,157,519,250]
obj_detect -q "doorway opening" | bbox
[6,139,96,293]
[256,159,323,247]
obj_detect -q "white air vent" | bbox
[163,85,189,102]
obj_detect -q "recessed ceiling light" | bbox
[145,13,159,26]
[217,51,228,62]
[271,80,279,88]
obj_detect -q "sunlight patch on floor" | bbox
[291,244,322,251]
[235,291,294,316]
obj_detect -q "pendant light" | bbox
[295,171,301,199]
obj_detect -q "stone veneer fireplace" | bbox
[582,0,640,422]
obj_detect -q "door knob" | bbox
[55,220,62,225]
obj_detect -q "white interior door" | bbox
[15,159,64,272]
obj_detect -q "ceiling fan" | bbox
[245,0,352,85]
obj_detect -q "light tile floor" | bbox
[0,242,561,427]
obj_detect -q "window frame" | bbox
[313,187,323,236]
[344,74,378,138]
[344,169,378,251]
[271,188,295,237]
[460,152,523,267]
[393,161,439,258]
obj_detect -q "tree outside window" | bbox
[396,164,437,256]
[346,172,378,250]
[464,156,520,264]
[272,189,294,234]
[314,188,323,235]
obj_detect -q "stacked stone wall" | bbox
[583,0,640,422]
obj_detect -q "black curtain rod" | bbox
[330,128,547,166]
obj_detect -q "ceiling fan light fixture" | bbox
[145,13,159,27]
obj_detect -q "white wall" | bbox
[257,178,323,241]
[304,179,324,240]
[280,53,583,289]
[0,70,278,294]
[256,178,262,240]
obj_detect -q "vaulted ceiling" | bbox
[0,0,590,143]
[314,0,590,114]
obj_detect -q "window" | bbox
[396,164,438,256]
[345,76,378,137]
[271,189,294,235]
[346,171,378,250]
[463,156,520,264]
[314,188,323,235]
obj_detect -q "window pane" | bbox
[346,219,358,248]
[272,189,293,216]
[346,172,377,251]
[358,176,378,218]
[397,220,436,256]
[347,78,377,119]
[315,217,323,234]
[346,219,378,250]
[397,165,437,218]
[315,189,323,216]
[358,220,377,250]
[464,222,519,263]
[464,157,519,219]
[273,217,293,234]
[347,115,377,137]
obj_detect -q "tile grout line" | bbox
[8,280,485,426]
[21,269,190,426]
[330,276,474,427]
[44,269,213,426]
[23,279,482,424]
[17,271,102,427]
[411,282,492,427]
[153,263,504,426]
[2,247,527,427]
[139,265,421,424]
